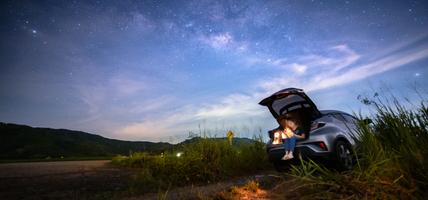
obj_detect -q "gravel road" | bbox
[0,160,136,200]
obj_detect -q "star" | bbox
[1,0,428,143]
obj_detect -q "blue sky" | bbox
[1,0,428,142]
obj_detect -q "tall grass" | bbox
[111,136,270,193]
[288,97,428,199]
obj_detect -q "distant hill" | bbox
[0,122,173,160]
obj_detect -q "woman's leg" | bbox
[281,139,289,159]
[288,137,297,157]
[290,137,296,150]
[285,139,291,152]
[282,139,288,152]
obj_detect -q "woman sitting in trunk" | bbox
[278,114,307,160]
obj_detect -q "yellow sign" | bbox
[227,130,234,145]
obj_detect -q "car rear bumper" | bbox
[267,145,332,162]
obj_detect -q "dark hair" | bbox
[278,112,301,124]
[278,110,311,138]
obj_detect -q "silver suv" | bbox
[259,88,358,171]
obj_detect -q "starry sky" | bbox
[1,0,428,143]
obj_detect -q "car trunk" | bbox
[259,88,320,119]
[260,88,321,142]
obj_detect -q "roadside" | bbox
[0,160,296,200]
[125,172,298,200]
[0,160,112,178]
[0,160,323,200]
[0,157,113,164]
[0,160,137,200]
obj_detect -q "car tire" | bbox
[334,140,354,171]
[273,160,291,172]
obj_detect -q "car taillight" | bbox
[317,142,327,151]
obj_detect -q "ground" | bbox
[0,160,301,200]
[0,160,135,200]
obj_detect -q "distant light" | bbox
[32,30,37,34]
[415,73,420,77]
[176,152,183,157]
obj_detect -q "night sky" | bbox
[1,0,428,142]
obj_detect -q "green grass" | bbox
[111,96,428,198]
[111,136,270,193]
[288,97,428,199]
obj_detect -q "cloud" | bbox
[114,92,271,142]
[126,96,175,115]
[243,44,358,77]
[290,63,308,74]
[115,37,428,142]
[71,70,160,129]
[114,105,200,141]
[195,93,264,118]
[329,45,361,72]
[292,44,360,72]
[306,46,428,91]
[74,83,108,117]
[204,39,428,122]
[117,120,174,141]
[259,40,428,93]
[109,75,147,97]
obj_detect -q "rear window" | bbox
[342,114,357,123]
[271,94,310,116]
[331,113,346,122]
[331,113,357,124]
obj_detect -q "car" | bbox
[259,88,359,171]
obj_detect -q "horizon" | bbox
[1,0,428,143]
[0,121,257,144]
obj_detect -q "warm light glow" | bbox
[272,131,283,144]
[272,128,295,144]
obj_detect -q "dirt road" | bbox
[0,160,111,178]
[0,161,297,200]
[0,160,136,200]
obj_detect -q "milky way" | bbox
[1,0,428,142]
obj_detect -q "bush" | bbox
[288,97,428,199]
[111,136,270,193]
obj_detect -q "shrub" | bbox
[288,97,428,199]
[111,136,270,193]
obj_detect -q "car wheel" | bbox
[335,140,354,171]
[273,160,290,172]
